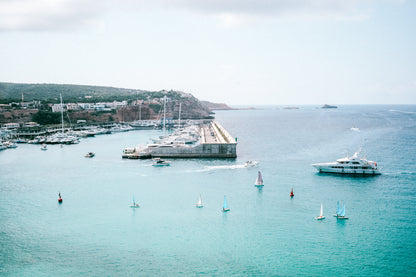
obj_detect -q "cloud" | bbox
[0,0,107,31]
[0,0,404,31]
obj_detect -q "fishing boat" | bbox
[152,158,170,166]
[315,203,325,220]
[290,188,294,197]
[196,194,203,208]
[333,201,348,219]
[130,196,140,208]
[254,171,264,187]
[222,195,230,212]
[85,152,95,158]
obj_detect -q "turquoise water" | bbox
[1,105,416,276]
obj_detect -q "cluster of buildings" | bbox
[51,100,128,112]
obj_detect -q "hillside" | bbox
[200,101,233,110]
[0,82,215,124]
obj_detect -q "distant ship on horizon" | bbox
[321,104,338,109]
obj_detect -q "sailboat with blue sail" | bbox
[130,196,140,208]
[222,195,230,212]
[334,201,348,219]
[333,201,341,217]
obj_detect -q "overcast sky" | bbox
[0,0,415,105]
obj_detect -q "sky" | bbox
[0,0,415,105]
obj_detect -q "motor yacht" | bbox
[312,150,381,175]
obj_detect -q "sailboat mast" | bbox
[60,93,64,133]
[163,96,166,132]
[178,102,181,127]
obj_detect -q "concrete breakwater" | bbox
[123,121,237,159]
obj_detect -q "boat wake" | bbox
[389,109,416,115]
[195,164,248,172]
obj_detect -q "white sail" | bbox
[320,203,324,217]
[196,194,203,207]
[254,171,263,186]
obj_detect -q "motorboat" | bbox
[244,160,259,167]
[41,144,47,151]
[152,158,170,166]
[312,150,381,175]
[85,152,95,158]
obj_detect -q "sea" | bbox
[1,105,416,276]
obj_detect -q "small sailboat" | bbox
[315,203,325,220]
[196,194,203,208]
[254,171,264,187]
[58,192,63,203]
[290,188,294,197]
[337,204,349,220]
[130,196,140,208]
[333,201,348,219]
[222,195,230,212]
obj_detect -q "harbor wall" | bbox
[149,142,237,158]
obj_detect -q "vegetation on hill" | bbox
[0,82,187,104]
[0,82,214,124]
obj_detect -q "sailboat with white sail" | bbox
[254,171,264,187]
[222,195,230,212]
[196,194,203,208]
[315,203,325,220]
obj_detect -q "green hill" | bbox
[0,82,183,104]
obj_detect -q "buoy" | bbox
[58,198,63,203]
[290,188,294,197]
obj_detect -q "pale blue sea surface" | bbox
[1,105,416,276]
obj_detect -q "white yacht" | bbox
[312,150,381,175]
